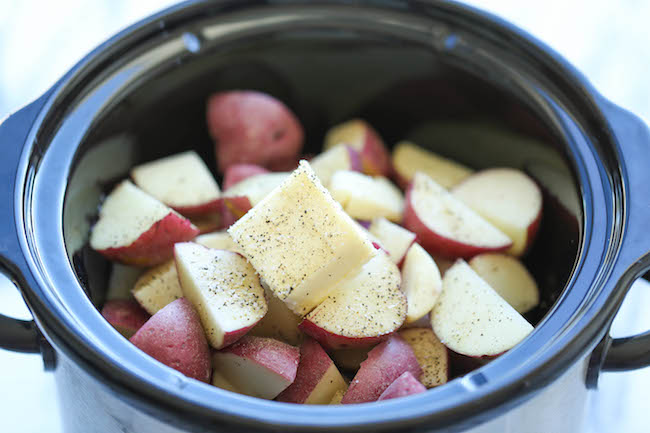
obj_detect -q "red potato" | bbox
[222,163,270,190]
[129,298,211,383]
[377,372,426,401]
[368,217,416,266]
[101,299,150,338]
[451,168,542,257]
[250,284,303,346]
[431,260,533,358]
[90,181,199,266]
[329,171,405,223]
[391,141,473,189]
[324,119,391,176]
[468,253,540,314]
[228,161,377,316]
[221,172,290,227]
[211,370,240,393]
[299,253,406,350]
[212,336,300,399]
[175,242,267,349]
[329,390,345,405]
[342,334,421,404]
[309,145,362,187]
[403,172,511,259]
[189,213,223,234]
[401,243,442,324]
[207,91,304,173]
[131,151,222,217]
[132,260,183,315]
[399,328,448,388]
[276,338,348,404]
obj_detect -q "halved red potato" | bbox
[101,299,150,338]
[329,390,345,405]
[468,253,540,314]
[399,328,448,388]
[207,90,304,173]
[221,172,290,226]
[431,260,533,358]
[129,298,211,383]
[377,371,426,401]
[276,338,348,404]
[132,260,183,315]
[174,242,267,349]
[329,171,404,223]
[309,145,362,187]
[341,334,421,404]
[299,253,406,350]
[211,370,240,393]
[222,163,270,190]
[250,284,303,346]
[323,119,391,176]
[391,141,473,189]
[368,217,416,266]
[90,181,199,266]
[403,172,511,259]
[451,168,542,257]
[401,243,442,324]
[212,336,300,399]
[131,151,222,217]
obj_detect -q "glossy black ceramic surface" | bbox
[1,1,649,432]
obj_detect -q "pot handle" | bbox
[597,99,650,373]
[0,92,53,362]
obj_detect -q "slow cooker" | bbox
[1,1,649,432]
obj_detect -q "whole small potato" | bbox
[207,91,304,173]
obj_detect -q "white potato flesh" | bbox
[229,161,376,316]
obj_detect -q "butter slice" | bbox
[229,161,376,316]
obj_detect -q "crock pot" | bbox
[1,1,650,432]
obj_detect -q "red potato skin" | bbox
[403,185,511,260]
[101,300,150,338]
[342,334,422,404]
[521,210,542,256]
[207,91,304,173]
[219,336,300,383]
[189,212,223,234]
[298,318,391,350]
[220,323,258,349]
[220,196,252,228]
[222,164,270,190]
[97,213,200,267]
[358,123,391,177]
[347,146,364,173]
[129,298,211,383]
[172,198,223,218]
[377,371,426,401]
[276,338,334,403]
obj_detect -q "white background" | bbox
[1,1,649,432]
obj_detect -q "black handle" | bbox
[0,93,52,355]
[598,98,650,372]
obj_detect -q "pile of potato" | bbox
[95,90,542,404]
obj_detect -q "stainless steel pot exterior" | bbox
[53,345,590,433]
